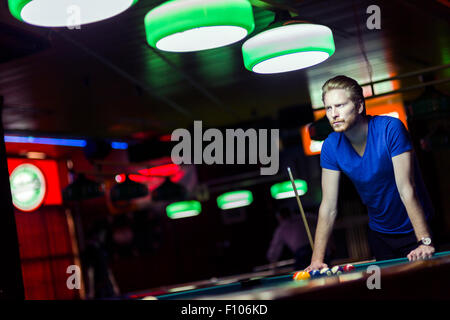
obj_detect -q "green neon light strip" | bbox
[217,190,253,210]
[145,0,254,52]
[270,180,308,200]
[166,200,201,219]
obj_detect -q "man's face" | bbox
[323,89,363,133]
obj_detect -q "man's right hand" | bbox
[304,261,328,272]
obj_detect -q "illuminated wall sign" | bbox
[8,159,62,206]
[10,163,47,212]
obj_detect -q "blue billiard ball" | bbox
[309,270,320,279]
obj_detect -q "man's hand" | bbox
[304,261,328,272]
[407,245,435,261]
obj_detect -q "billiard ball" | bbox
[319,267,332,276]
[331,266,343,275]
[293,271,311,281]
[309,270,320,279]
[343,264,355,272]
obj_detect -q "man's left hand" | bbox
[407,245,435,261]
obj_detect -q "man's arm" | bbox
[266,229,284,264]
[86,267,95,299]
[305,168,340,271]
[392,150,435,261]
[108,267,121,296]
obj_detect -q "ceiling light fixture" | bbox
[166,200,201,219]
[8,0,138,27]
[217,190,253,210]
[270,179,307,200]
[145,0,255,52]
[242,12,335,74]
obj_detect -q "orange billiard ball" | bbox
[293,271,311,281]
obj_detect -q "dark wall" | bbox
[104,147,326,292]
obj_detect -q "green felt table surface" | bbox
[144,250,450,300]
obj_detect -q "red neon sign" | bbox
[138,164,179,177]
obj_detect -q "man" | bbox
[267,207,320,270]
[84,221,120,299]
[305,75,435,272]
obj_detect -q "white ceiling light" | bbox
[8,0,138,27]
[242,18,335,74]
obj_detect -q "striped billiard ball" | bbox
[331,266,343,275]
[319,267,332,276]
[343,264,355,272]
[293,271,311,281]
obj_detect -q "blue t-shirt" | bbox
[320,115,433,234]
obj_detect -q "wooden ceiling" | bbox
[0,0,449,141]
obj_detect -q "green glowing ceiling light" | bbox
[166,200,201,219]
[145,0,255,52]
[8,0,138,27]
[217,190,253,210]
[270,180,308,200]
[242,22,335,74]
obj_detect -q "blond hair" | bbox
[322,75,366,114]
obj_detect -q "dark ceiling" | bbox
[0,0,449,142]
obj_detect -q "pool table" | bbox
[128,251,450,300]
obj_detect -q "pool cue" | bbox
[287,167,314,250]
